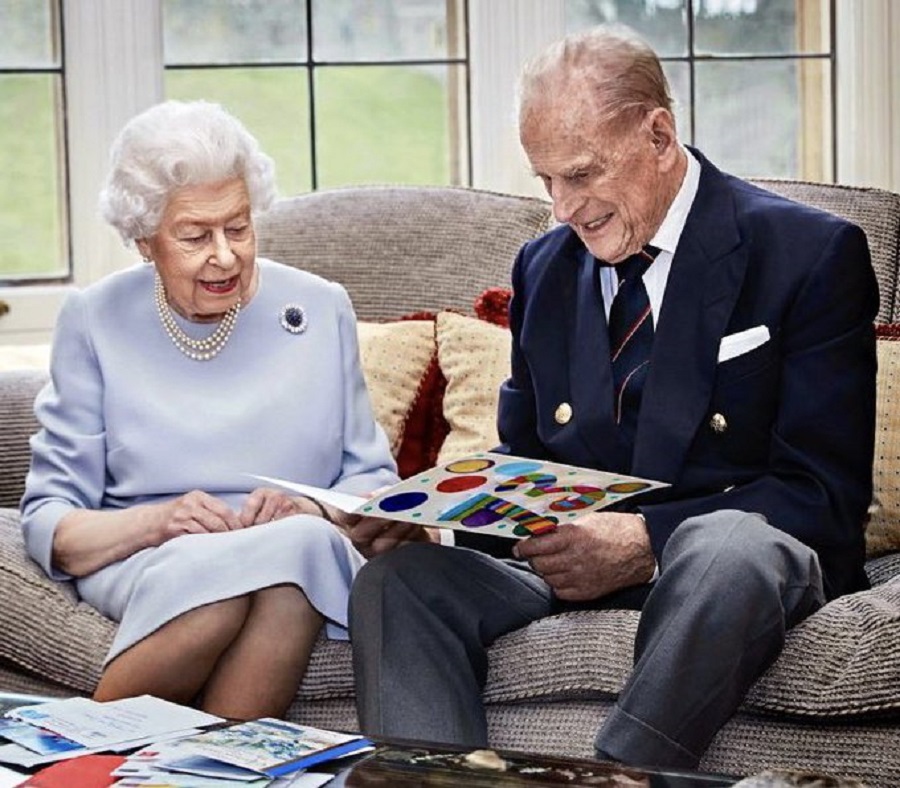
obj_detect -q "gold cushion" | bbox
[868,337,900,556]
[357,320,436,456]
[434,311,511,465]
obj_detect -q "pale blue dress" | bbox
[20,258,398,664]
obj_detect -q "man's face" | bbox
[521,96,675,264]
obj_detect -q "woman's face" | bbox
[138,177,258,322]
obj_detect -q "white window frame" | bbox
[2,0,898,343]
[1,0,163,345]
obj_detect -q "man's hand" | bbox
[512,512,655,601]
[344,516,437,559]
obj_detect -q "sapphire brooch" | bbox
[279,304,308,334]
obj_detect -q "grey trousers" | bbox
[349,510,825,768]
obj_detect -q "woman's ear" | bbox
[136,239,151,262]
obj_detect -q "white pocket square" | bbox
[718,325,771,363]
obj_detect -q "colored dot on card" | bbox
[606,482,651,494]
[445,458,495,474]
[378,491,429,512]
[436,475,487,493]
[495,461,543,477]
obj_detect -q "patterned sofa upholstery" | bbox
[1,182,899,786]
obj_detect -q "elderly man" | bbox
[348,25,878,768]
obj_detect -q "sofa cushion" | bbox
[255,186,553,322]
[385,312,450,480]
[0,509,111,694]
[0,369,47,509]
[434,311,512,465]
[357,319,435,456]
[868,326,900,557]
[744,571,900,717]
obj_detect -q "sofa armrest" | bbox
[0,369,47,509]
[0,508,113,693]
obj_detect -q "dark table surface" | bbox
[323,739,740,787]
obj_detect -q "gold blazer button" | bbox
[554,402,573,425]
[710,413,728,433]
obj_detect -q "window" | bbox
[0,0,896,342]
[564,0,834,181]
[162,0,470,193]
[0,0,67,283]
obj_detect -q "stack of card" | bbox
[0,697,371,787]
[109,719,371,786]
[0,695,222,770]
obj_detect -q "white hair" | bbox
[99,100,277,244]
[517,24,674,132]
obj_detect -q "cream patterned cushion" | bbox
[357,320,436,456]
[435,311,511,465]
[868,335,900,557]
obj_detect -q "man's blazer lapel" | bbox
[633,157,750,482]
[567,247,619,466]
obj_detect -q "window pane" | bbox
[662,61,691,141]
[315,64,467,188]
[165,67,312,196]
[694,58,832,180]
[313,0,466,62]
[0,0,57,67]
[164,0,307,65]
[565,0,688,57]
[0,74,66,279]
[695,0,830,56]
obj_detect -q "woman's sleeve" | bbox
[20,291,108,580]
[328,284,399,495]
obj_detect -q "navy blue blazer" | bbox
[496,149,879,599]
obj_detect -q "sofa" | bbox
[1,182,900,786]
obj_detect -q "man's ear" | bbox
[646,107,677,153]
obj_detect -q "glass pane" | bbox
[165,67,312,196]
[662,61,691,142]
[694,0,830,56]
[0,0,58,68]
[313,0,466,62]
[315,65,467,188]
[0,75,66,279]
[565,0,688,58]
[694,58,832,180]
[164,0,307,65]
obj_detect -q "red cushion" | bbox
[474,286,512,327]
[393,312,449,478]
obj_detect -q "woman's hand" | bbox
[53,490,241,577]
[239,487,313,527]
[157,490,243,540]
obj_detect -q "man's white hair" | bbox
[517,24,674,132]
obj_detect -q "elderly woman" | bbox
[20,100,405,720]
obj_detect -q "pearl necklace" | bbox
[154,274,241,361]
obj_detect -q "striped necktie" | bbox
[608,245,661,452]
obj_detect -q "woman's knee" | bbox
[200,595,252,630]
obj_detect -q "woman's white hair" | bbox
[99,100,277,244]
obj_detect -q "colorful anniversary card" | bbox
[253,452,668,539]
